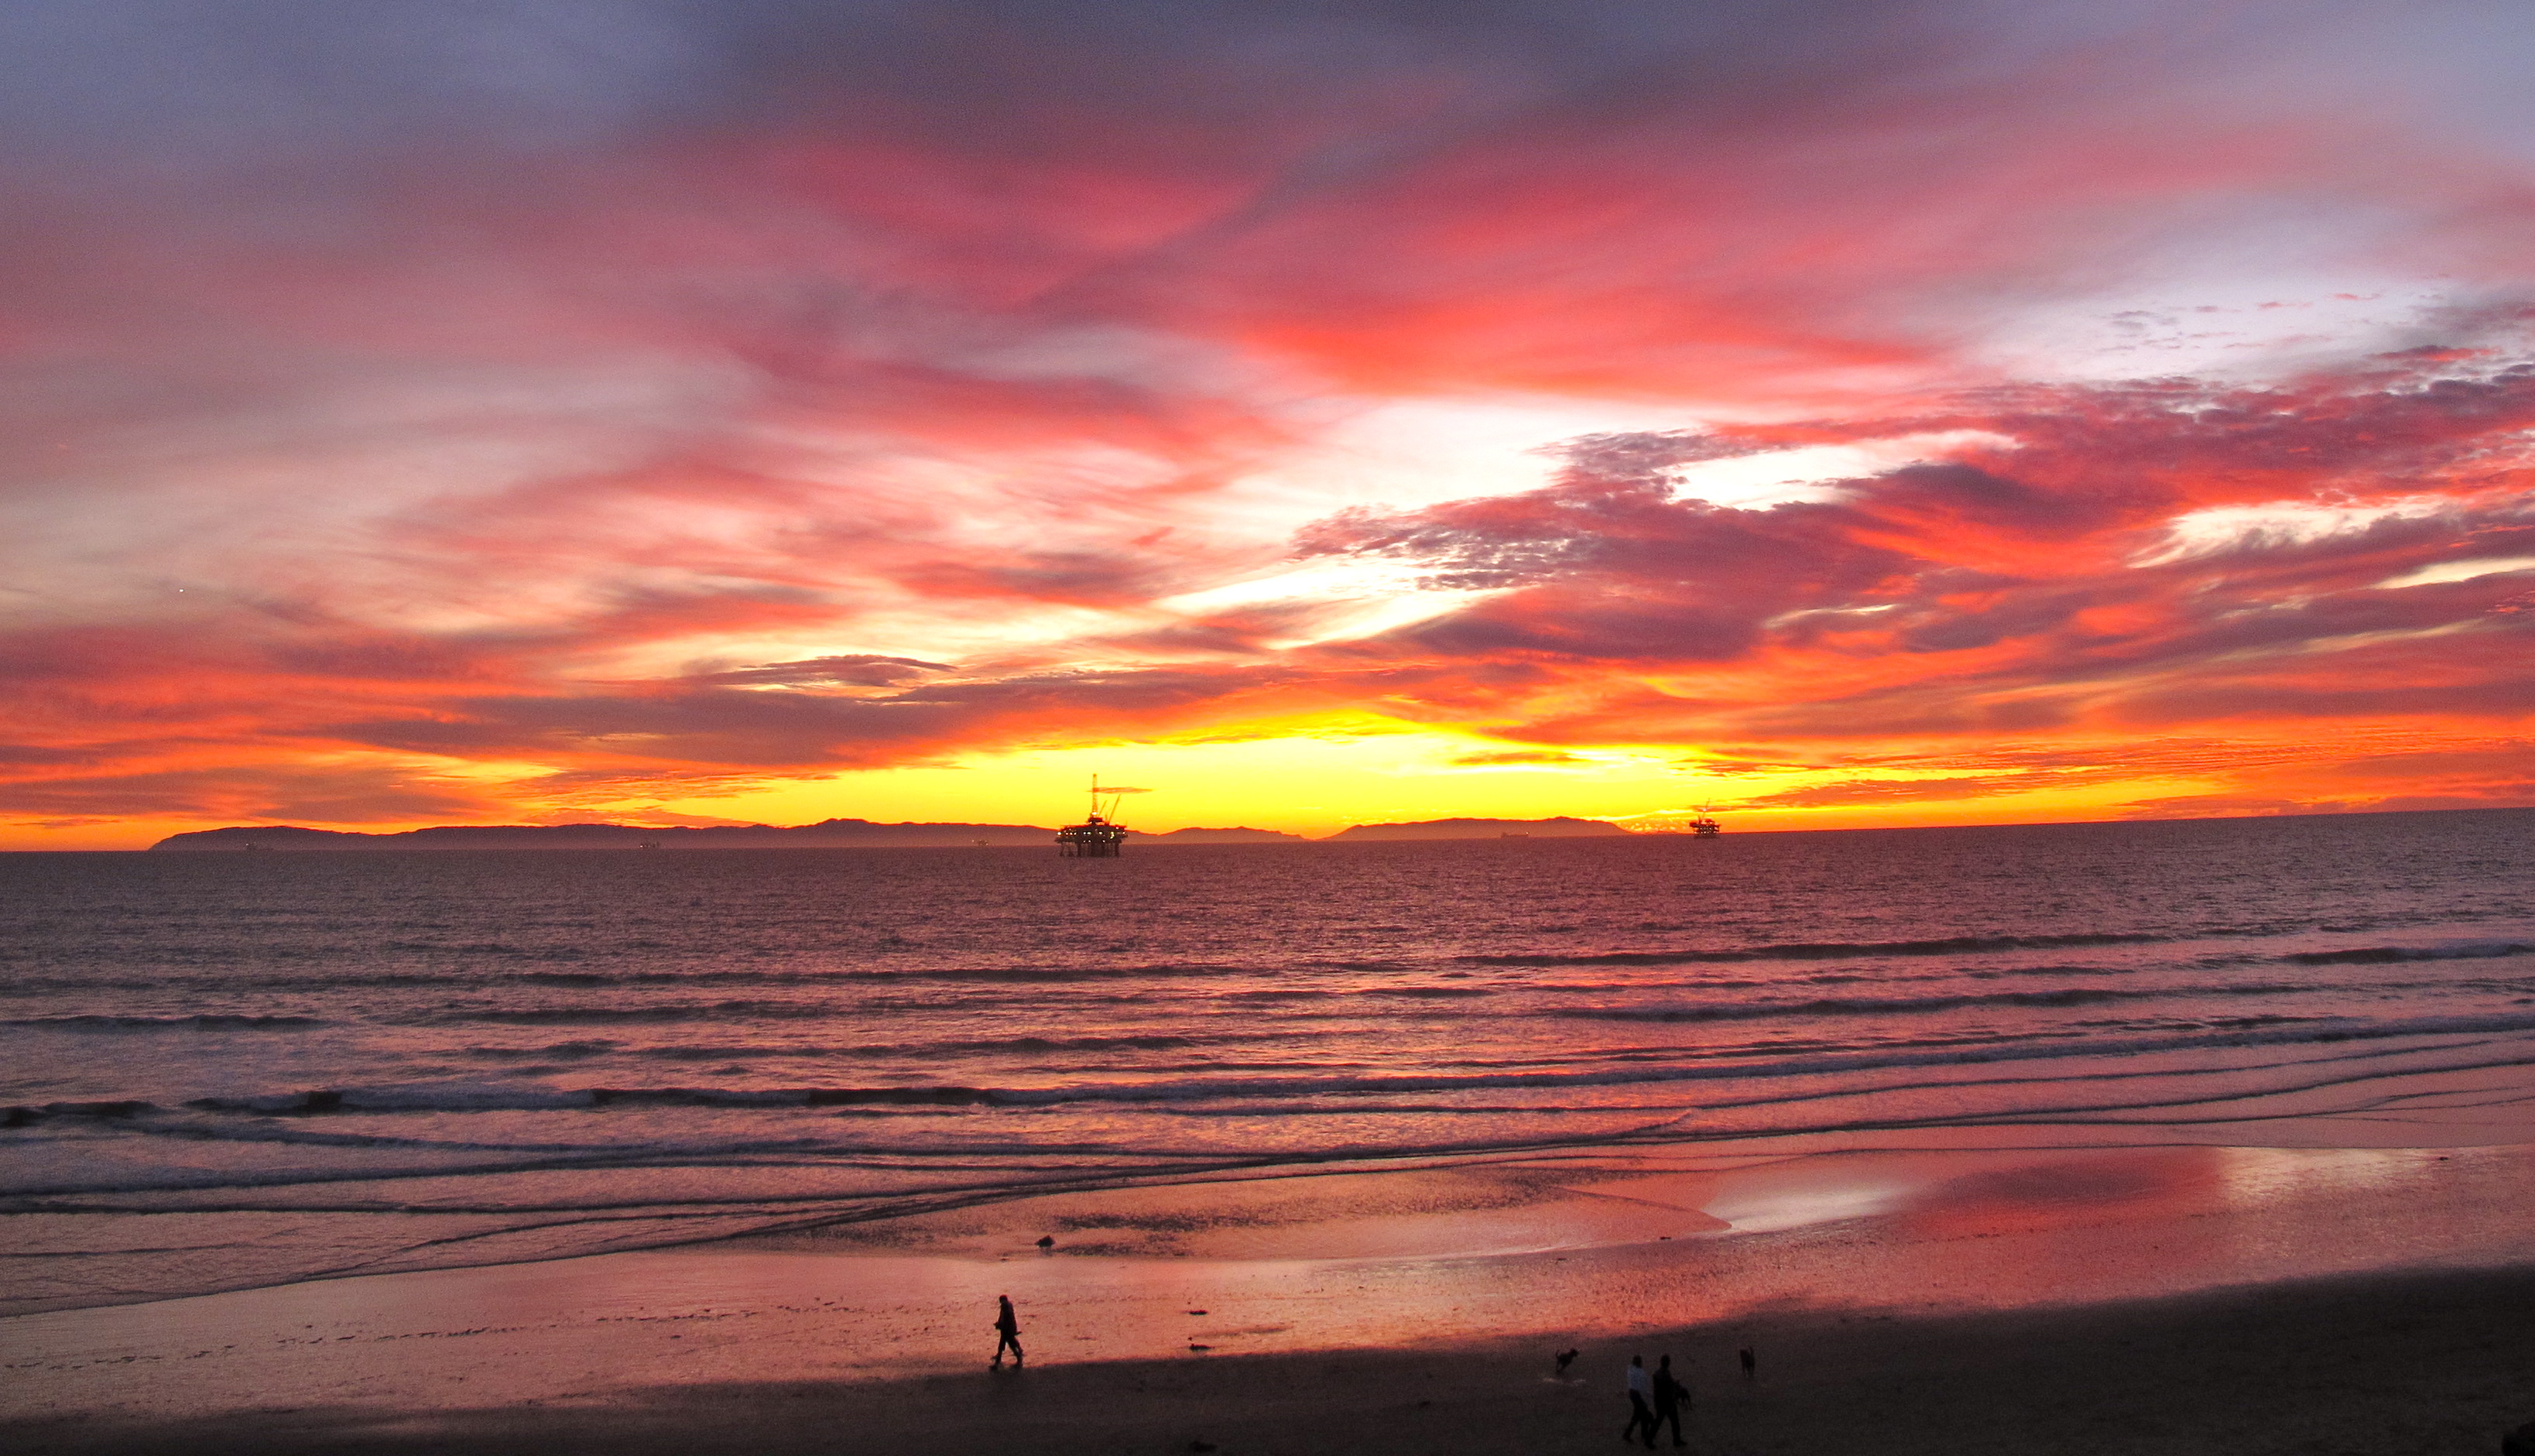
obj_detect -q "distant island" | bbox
[149,820,1059,850]
[1324,816,1631,840]
[149,817,1622,849]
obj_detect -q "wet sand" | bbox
[9,1264,2534,1455]
[8,1141,2535,1454]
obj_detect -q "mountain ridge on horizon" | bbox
[147,815,1636,850]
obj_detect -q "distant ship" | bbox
[1055,776,1133,858]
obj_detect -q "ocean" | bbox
[5,809,2533,1316]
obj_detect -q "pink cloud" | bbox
[7,2,2535,832]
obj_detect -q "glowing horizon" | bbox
[5,2,2534,851]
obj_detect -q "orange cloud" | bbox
[6,3,2535,842]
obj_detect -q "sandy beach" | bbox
[12,1266,2535,1456]
[9,1139,2534,1454]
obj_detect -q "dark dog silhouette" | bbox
[1554,1348,1579,1376]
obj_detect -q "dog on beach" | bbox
[1554,1348,1578,1377]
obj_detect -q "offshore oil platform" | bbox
[1689,804,1723,837]
[1055,776,1134,857]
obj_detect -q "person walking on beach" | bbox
[1650,1354,1688,1448]
[992,1294,1024,1367]
[1622,1355,1656,1447]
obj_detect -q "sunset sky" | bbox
[7,0,2535,847]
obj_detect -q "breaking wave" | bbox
[1458,932,2167,968]
[2283,940,2535,965]
[17,1009,2535,1127]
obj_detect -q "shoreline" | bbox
[18,1086,2535,1322]
[9,1260,2533,1454]
[10,1139,2535,1451]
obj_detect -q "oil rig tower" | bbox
[1055,776,1132,857]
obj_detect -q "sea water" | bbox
[5,809,2532,1314]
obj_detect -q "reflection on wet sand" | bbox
[9,1139,2532,1435]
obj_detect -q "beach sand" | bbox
[9,1140,2535,1454]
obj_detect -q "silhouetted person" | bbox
[1739,1345,1756,1382]
[992,1293,1024,1366]
[1555,1347,1579,1377]
[1622,1355,1656,1447]
[1651,1355,1688,1447]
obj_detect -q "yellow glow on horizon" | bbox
[6,715,2388,851]
[652,721,1703,836]
[635,717,2234,838]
